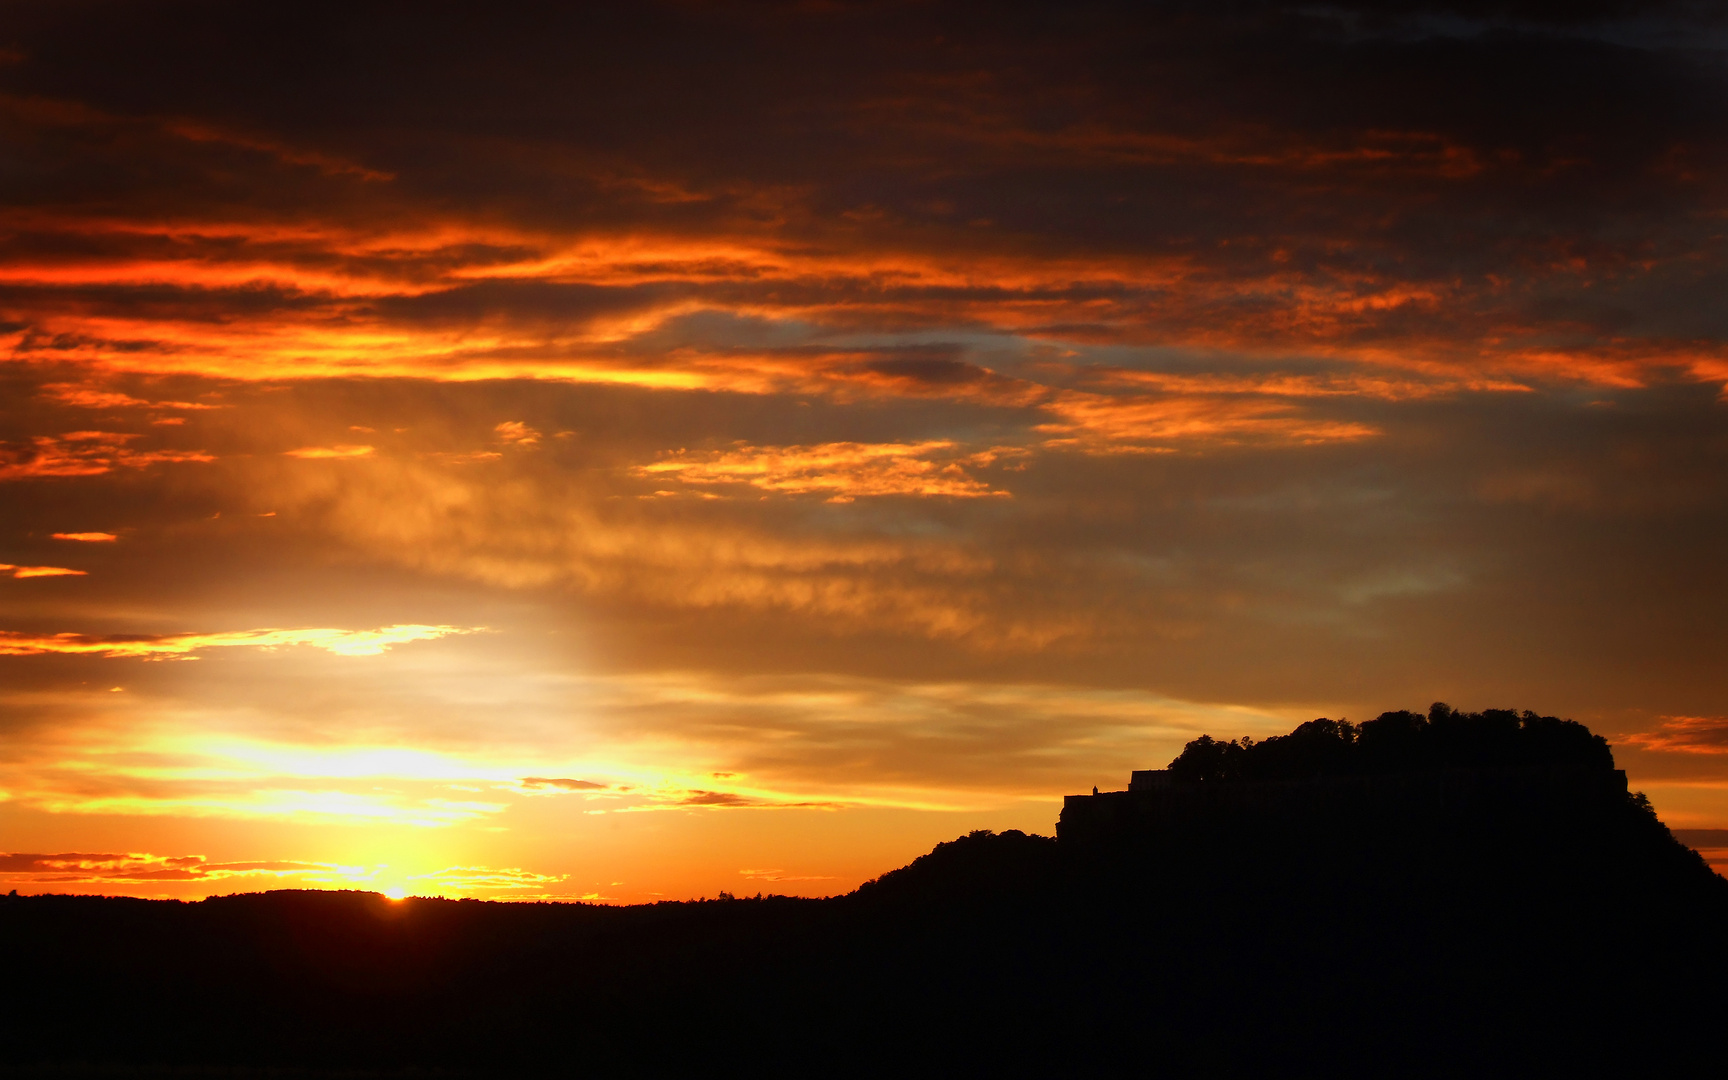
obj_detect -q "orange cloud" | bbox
[0,851,349,885]
[4,71,1723,409]
[637,440,1018,501]
[1036,390,1379,452]
[513,777,835,813]
[608,788,845,810]
[0,565,87,578]
[1623,716,1728,754]
[285,444,375,459]
[494,421,540,445]
[5,205,1714,415]
[1076,367,1531,401]
[0,431,214,480]
[521,776,608,791]
[0,848,570,897]
[738,868,837,882]
[6,188,1710,400]
[40,383,221,411]
[52,532,117,542]
[405,865,567,893]
[0,623,474,659]
[278,455,1078,645]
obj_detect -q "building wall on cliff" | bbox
[1058,765,1631,847]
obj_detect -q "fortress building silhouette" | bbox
[1057,706,1649,848]
[1058,763,1634,846]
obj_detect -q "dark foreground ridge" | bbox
[4,706,1725,1078]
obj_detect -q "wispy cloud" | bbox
[0,850,578,899]
[284,444,375,460]
[520,776,608,791]
[668,789,841,809]
[494,421,541,446]
[0,565,87,579]
[40,383,220,412]
[1624,717,1728,755]
[0,851,357,886]
[637,440,1018,501]
[1036,390,1379,453]
[738,867,837,883]
[406,865,567,893]
[0,624,475,658]
[0,432,213,480]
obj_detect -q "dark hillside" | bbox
[3,708,1724,1077]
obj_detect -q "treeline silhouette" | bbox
[1166,703,1613,782]
[3,708,1724,1078]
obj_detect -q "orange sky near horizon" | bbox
[4,1,1728,901]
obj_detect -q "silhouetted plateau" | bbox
[5,706,1724,1077]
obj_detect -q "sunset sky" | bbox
[3,0,1727,901]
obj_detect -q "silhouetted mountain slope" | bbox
[853,827,1060,904]
[4,710,1724,1078]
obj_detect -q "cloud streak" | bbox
[0,624,474,659]
[0,849,574,898]
[284,444,375,460]
[637,440,1019,501]
[0,431,213,481]
[0,851,349,885]
[1624,717,1728,755]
